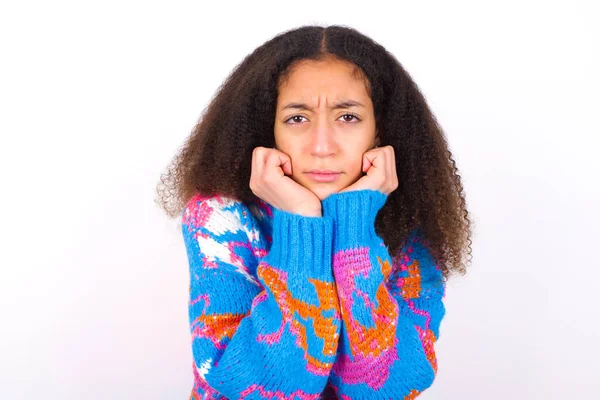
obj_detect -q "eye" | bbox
[284,115,308,124]
[339,113,361,123]
[283,113,362,125]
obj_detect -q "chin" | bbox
[309,185,341,201]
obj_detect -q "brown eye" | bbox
[339,113,361,123]
[284,115,308,124]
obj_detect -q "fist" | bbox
[249,147,322,217]
[339,145,398,195]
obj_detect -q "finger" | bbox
[252,147,268,175]
[251,147,262,177]
[250,147,268,192]
[388,147,398,189]
[265,150,291,176]
[280,157,292,175]
[276,151,292,176]
[362,154,372,173]
[385,147,393,185]
[380,147,393,191]
[364,151,380,174]
[276,150,293,176]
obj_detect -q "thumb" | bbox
[362,154,374,173]
[280,158,292,175]
[268,150,292,175]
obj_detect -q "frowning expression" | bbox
[274,57,379,200]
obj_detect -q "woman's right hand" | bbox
[250,147,322,217]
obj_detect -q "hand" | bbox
[250,147,322,216]
[338,145,399,195]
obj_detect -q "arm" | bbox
[321,189,446,399]
[181,195,341,399]
[386,224,446,377]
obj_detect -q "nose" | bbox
[309,117,337,157]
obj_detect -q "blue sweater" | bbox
[181,189,446,399]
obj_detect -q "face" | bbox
[274,58,379,200]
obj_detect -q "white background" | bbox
[1,1,598,399]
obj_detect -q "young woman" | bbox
[156,24,472,400]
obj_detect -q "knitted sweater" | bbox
[181,189,446,400]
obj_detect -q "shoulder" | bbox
[393,228,439,273]
[181,192,273,237]
[182,193,248,234]
[181,193,266,286]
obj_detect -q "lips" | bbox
[307,170,339,174]
[305,170,341,183]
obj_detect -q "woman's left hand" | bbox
[338,145,399,195]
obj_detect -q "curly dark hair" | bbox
[155,24,473,279]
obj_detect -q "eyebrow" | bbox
[280,100,365,112]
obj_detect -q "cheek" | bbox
[274,133,294,157]
[341,154,363,182]
[283,149,303,178]
[347,163,363,182]
[273,124,287,149]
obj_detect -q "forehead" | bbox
[277,59,369,100]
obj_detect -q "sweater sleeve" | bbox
[321,189,446,399]
[181,195,341,399]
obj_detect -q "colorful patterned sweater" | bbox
[181,189,446,400]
